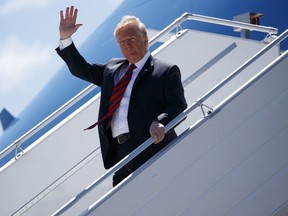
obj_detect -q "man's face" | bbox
[116,23,148,64]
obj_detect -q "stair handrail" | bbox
[149,12,278,47]
[0,84,97,160]
[53,27,288,215]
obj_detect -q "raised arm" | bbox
[59,6,82,40]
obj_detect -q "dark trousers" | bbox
[111,131,177,187]
[112,139,136,187]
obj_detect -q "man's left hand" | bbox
[149,121,165,144]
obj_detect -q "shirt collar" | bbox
[132,51,151,71]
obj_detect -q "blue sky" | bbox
[0,0,123,120]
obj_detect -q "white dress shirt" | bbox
[59,38,73,50]
[111,51,150,137]
[59,38,151,137]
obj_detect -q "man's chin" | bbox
[126,55,136,63]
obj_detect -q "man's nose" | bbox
[123,40,132,47]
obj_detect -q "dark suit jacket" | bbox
[57,43,187,169]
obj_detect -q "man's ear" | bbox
[145,36,149,45]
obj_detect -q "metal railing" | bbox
[149,12,278,47]
[52,22,288,216]
[0,84,97,160]
[0,12,279,163]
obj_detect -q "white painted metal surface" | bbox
[0,22,285,216]
[86,47,288,216]
[0,94,110,216]
[51,28,282,215]
[153,29,279,134]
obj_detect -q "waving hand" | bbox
[59,6,82,40]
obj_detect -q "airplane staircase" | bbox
[0,13,288,216]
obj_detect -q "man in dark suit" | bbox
[56,6,187,186]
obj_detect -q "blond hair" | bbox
[114,15,147,37]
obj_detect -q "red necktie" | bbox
[84,64,136,130]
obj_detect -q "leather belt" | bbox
[115,133,130,144]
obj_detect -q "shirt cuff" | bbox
[59,38,73,50]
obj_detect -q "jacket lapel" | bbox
[132,55,155,90]
[107,60,128,93]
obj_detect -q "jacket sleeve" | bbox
[155,65,187,126]
[56,43,106,87]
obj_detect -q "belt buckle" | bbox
[116,134,129,144]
